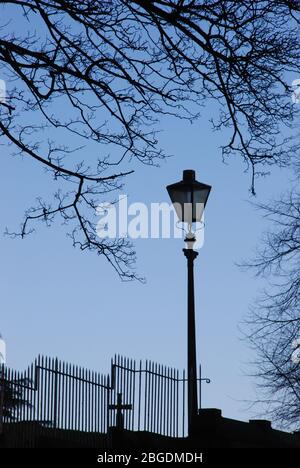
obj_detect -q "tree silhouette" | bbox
[0,1,299,278]
[0,375,31,421]
[243,169,300,429]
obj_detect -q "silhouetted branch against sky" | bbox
[242,177,300,429]
[0,1,299,278]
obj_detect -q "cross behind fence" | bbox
[0,354,210,447]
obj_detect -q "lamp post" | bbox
[167,170,211,435]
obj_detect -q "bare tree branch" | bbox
[242,182,300,429]
[0,1,299,278]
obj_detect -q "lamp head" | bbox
[166,170,211,224]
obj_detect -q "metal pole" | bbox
[183,242,198,435]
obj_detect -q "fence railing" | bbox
[109,356,186,437]
[0,355,209,447]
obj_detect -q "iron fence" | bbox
[0,355,209,447]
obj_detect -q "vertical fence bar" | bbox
[169,368,172,437]
[157,363,160,434]
[168,368,171,437]
[144,360,147,431]
[99,373,103,433]
[182,369,186,437]
[131,360,135,431]
[28,363,33,447]
[173,368,177,437]
[53,359,58,432]
[138,360,142,431]
[69,364,73,432]
[176,369,179,437]
[171,368,174,437]
[63,362,67,431]
[149,362,153,433]
[158,364,162,435]
[75,365,79,431]
[106,374,110,434]
[91,371,95,433]
[198,364,201,410]
[49,359,53,432]
[57,360,61,433]
[45,357,49,429]
[84,368,88,434]
[35,357,40,432]
[125,359,128,430]
[87,369,91,433]
[152,363,157,434]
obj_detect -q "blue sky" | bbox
[0,1,298,426]
[0,100,295,424]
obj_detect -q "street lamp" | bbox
[166,169,211,435]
